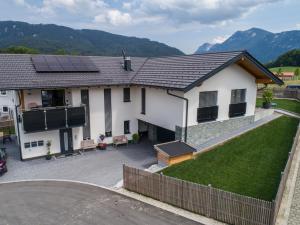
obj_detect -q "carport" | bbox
[138,120,175,143]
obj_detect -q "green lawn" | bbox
[162,116,299,201]
[269,66,300,73]
[256,98,300,114]
[0,126,15,135]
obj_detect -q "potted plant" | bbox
[132,133,140,144]
[262,89,273,109]
[98,134,107,150]
[45,140,52,160]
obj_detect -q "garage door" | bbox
[157,126,175,143]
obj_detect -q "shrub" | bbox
[132,133,140,143]
[263,89,273,104]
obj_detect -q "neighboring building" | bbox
[273,71,294,80]
[0,51,282,160]
[0,90,14,118]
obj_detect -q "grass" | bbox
[256,98,300,114]
[0,126,15,135]
[162,116,299,201]
[269,66,300,73]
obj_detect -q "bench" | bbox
[113,135,128,147]
[80,139,97,152]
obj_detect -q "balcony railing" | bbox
[22,105,86,133]
[197,106,218,123]
[229,102,247,118]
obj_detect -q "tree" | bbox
[0,46,39,54]
[277,68,282,77]
[54,49,67,55]
[295,68,299,76]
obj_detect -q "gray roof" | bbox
[0,51,283,91]
[155,141,196,157]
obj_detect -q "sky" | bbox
[0,0,300,54]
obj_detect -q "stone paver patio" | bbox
[0,140,157,187]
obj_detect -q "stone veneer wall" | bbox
[175,115,255,148]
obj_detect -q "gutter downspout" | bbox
[167,90,188,143]
[15,90,23,161]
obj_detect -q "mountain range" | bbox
[0,21,183,57]
[195,28,300,63]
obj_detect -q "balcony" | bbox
[229,102,247,118]
[22,106,86,133]
[197,106,218,123]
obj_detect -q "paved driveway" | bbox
[0,181,200,225]
[0,140,157,187]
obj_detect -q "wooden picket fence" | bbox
[257,88,300,100]
[123,165,275,225]
[272,123,300,223]
[123,123,300,225]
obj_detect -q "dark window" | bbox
[2,106,8,113]
[41,90,65,107]
[24,142,30,148]
[104,89,112,137]
[0,90,7,96]
[123,88,131,102]
[38,140,44,146]
[229,89,247,118]
[231,89,246,104]
[141,88,146,114]
[198,91,218,123]
[124,120,130,134]
[31,141,37,148]
[105,131,112,137]
[199,91,217,107]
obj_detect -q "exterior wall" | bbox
[0,90,14,116]
[169,153,193,165]
[16,63,259,159]
[184,64,257,126]
[177,64,257,147]
[176,115,255,147]
[135,87,185,131]
[18,86,139,159]
[88,86,138,144]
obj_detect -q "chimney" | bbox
[124,56,131,71]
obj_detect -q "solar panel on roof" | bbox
[31,55,99,73]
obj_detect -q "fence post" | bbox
[271,200,276,225]
[207,184,212,218]
[123,164,126,188]
[159,172,163,202]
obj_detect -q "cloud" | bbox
[13,0,283,27]
[134,0,283,25]
[212,35,230,44]
[94,10,132,26]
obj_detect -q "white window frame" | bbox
[0,90,7,96]
[2,106,9,113]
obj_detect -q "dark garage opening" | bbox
[138,120,175,144]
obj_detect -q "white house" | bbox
[0,90,14,118]
[0,51,282,160]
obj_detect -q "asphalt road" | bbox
[0,181,201,225]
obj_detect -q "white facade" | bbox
[0,90,14,117]
[185,64,257,126]
[16,63,259,160]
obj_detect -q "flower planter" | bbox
[98,143,107,150]
[263,102,272,109]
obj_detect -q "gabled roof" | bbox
[0,50,283,91]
